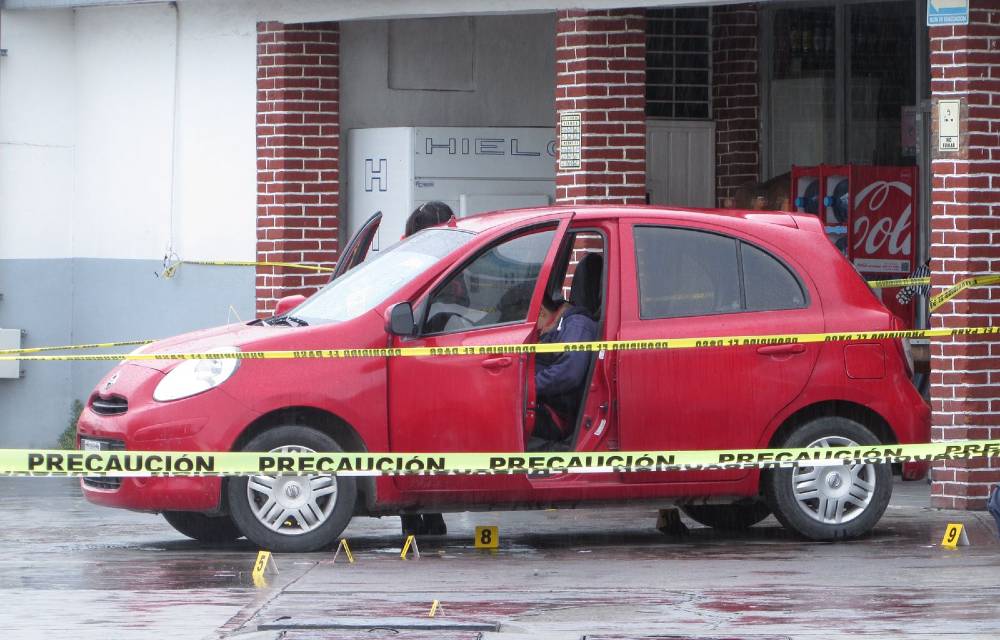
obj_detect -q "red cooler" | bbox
[791,165,918,326]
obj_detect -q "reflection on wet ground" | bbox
[0,478,998,639]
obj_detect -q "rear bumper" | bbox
[901,460,930,481]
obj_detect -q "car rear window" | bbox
[741,242,806,311]
[634,226,807,319]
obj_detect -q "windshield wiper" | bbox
[262,315,309,327]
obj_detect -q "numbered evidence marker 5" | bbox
[941,523,970,549]
[252,550,279,586]
[475,525,499,549]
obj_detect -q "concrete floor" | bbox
[0,478,997,639]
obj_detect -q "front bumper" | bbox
[77,363,259,513]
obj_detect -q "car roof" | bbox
[451,204,802,234]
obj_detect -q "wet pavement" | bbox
[0,478,998,639]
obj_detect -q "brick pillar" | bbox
[929,1,1000,510]
[555,9,646,205]
[256,21,340,317]
[712,4,760,207]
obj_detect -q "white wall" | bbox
[73,4,177,260]
[0,9,75,259]
[1,0,588,267]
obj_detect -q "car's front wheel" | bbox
[162,511,243,543]
[226,425,357,553]
[764,417,892,541]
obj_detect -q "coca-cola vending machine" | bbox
[791,165,918,326]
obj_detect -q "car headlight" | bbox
[153,347,241,402]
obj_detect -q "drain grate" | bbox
[585,636,792,640]
[258,616,499,633]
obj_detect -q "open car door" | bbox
[331,211,382,280]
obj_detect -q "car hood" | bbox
[130,323,279,372]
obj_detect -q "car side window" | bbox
[423,228,556,334]
[634,227,741,319]
[740,241,806,311]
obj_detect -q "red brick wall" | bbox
[712,4,760,207]
[555,10,646,205]
[928,1,1000,509]
[256,21,340,317]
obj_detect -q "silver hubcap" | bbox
[792,436,876,525]
[246,445,338,536]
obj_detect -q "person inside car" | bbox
[400,201,455,537]
[532,292,599,446]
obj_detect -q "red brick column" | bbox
[929,1,1000,509]
[712,4,760,207]
[256,21,340,317]
[555,9,646,205]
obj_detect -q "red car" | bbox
[78,206,929,552]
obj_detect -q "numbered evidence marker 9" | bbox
[938,99,960,152]
[940,523,970,549]
[474,525,499,549]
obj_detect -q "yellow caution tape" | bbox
[182,260,334,273]
[865,273,1000,313]
[3,441,998,477]
[0,339,153,356]
[867,276,931,289]
[1,326,997,363]
[930,274,1000,312]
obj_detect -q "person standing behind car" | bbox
[403,201,454,238]
[399,201,455,538]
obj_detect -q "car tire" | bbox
[162,511,243,543]
[226,425,357,553]
[680,502,771,531]
[764,417,892,541]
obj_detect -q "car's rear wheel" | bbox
[680,502,771,531]
[162,511,243,542]
[226,425,357,553]
[764,417,892,541]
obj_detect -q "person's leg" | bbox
[532,406,563,441]
[400,514,424,535]
[422,513,447,535]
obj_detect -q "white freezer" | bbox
[347,127,557,253]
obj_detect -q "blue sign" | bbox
[927,0,969,26]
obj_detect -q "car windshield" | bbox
[292,229,474,324]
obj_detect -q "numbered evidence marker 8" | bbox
[475,525,499,549]
[940,523,970,549]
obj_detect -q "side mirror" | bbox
[386,302,415,337]
[274,295,306,317]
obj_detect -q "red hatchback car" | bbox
[78,206,929,552]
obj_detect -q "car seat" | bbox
[569,252,603,319]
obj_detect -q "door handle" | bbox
[482,357,513,370]
[756,344,806,356]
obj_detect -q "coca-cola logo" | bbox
[852,180,912,257]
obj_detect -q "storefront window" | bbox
[847,2,917,166]
[768,7,838,176]
[765,1,919,178]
